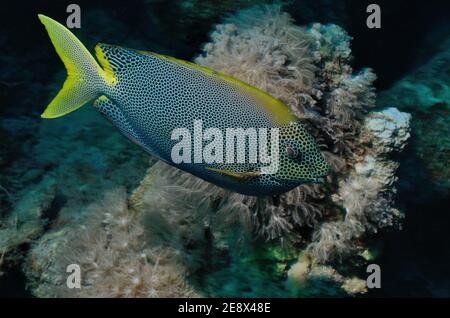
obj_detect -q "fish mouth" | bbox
[312,176,325,184]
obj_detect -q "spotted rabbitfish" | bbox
[38,15,330,196]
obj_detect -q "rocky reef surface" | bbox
[378,36,450,193]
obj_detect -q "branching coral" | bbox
[305,24,377,159]
[307,108,410,262]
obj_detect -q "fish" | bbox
[38,14,330,196]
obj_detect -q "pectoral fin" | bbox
[206,167,260,180]
[94,96,143,147]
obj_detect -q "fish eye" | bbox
[283,141,301,159]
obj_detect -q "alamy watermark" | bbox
[366,4,381,29]
[170,120,280,174]
[66,264,81,289]
[366,263,381,289]
[66,4,81,29]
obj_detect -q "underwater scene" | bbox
[0,0,449,299]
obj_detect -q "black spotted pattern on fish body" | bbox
[38,15,330,196]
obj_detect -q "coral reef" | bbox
[1,5,412,297]
[196,6,408,265]
[305,107,410,262]
[115,5,410,295]
[0,108,151,293]
[287,252,367,296]
[24,188,198,298]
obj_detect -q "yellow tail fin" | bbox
[38,14,106,118]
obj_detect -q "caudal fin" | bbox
[38,14,108,118]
